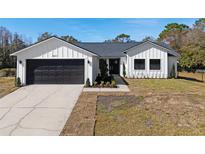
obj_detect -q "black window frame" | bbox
[150,59,161,70]
[134,59,145,70]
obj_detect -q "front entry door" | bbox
[109,59,120,74]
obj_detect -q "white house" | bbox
[11,36,180,85]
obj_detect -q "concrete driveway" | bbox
[0,85,83,136]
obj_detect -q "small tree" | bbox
[99,59,108,78]
[123,63,126,77]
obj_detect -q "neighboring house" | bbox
[11,36,180,85]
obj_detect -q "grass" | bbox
[95,78,205,136]
[127,78,205,96]
[60,74,205,136]
[178,71,205,82]
[61,92,97,136]
[0,77,17,98]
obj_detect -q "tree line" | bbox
[0,26,28,68]
[0,29,79,68]
[158,19,205,72]
[0,18,204,72]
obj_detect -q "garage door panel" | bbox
[26,59,84,84]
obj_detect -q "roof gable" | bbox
[124,40,180,57]
[11,36,98,56]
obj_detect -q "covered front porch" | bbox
[99,58,121,75]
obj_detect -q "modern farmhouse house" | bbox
[11,36,180,85]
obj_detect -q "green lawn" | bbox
[95,78,205,135]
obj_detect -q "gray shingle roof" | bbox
[11,36,179,57]
[75,42,141,57]
[76,40,180,57]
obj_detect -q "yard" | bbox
[178,71,205,82]
[95,78,205,135]
[0,77,17,98]
[62,76,205,136]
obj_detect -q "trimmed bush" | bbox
[93,81,98,87]
[99,59,108,78]
[100,81,104,87]
[95,73,102,84]
[16,77,21,87]
[111,80,116,88]
[93,74,117,88]
[85,78,91,87]
[105,81,111,87]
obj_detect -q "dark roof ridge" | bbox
[77,42,140,44]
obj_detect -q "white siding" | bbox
[126,42,168,78]
[16,38,96,85]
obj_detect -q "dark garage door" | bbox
[26,59,84,84]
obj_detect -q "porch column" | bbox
[106,59,110,75]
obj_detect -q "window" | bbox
[134,59,145,70]
[150,59,160,70]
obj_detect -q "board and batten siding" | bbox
[16,38,96,85]
[126,43,168,78]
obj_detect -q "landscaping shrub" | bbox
[93,81,98,87]
[100,81,104,87]
[95,73,102,84]
[111,80,116,88]
[92,74,117,88]
[105,81,111,87]
[16,77,21,87]
[85,78,91,87]
[102,75,109,82]
[99,59,108,78]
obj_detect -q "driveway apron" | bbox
[0,85,83,136]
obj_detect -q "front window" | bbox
[150,59,160,70]
[134,59,145,70]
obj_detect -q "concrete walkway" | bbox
[83,75,130,92]
[0,85,83,136]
